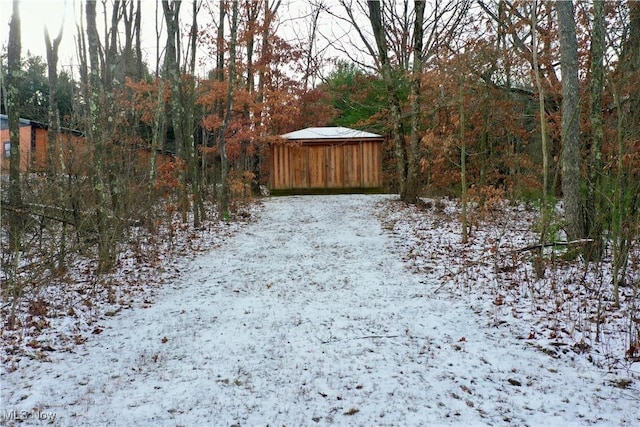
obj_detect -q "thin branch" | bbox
[320,334,403,344]
[517,239,595,253]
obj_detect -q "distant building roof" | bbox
[0,113,84,136]
[0,113,31,130]
[281,127,382,140]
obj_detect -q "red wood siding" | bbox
[269,139,383,191]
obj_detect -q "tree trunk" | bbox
[6,0,23,256]
[45,22,64,173]
[188,0,204,227]
[585,0,605,261]
[214,0,226,203]
[162,0,182,159]
[155,1,162,77]
[105,0,121,90]
[147,77,165,229]
[135,0,143,78]
[257,1,280,104]
[122,0,135,78]
[302,2,321,89]
[459,80,468,244]
[610,1,640,306]
[86,0,115,273]
[245,1,258,94]
[219,0,239,216]
[406,0,426,203]
[45,18,67,270]
[621,1,640,138]
[611,84,625,307]
[368,0,408,199]
[162,0,190,222]
[556,0,584,241]
[532,0,550,278]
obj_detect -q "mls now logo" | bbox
[3,409,57,422]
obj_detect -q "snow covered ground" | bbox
[1,194,639,426]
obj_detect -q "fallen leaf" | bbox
[343,408,359,416]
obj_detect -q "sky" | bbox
[0,0,198,75]
[1,1,77,65]
[0,0,358,80]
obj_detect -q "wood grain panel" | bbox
[269,139,383,191]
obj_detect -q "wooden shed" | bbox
[269,127,384,194]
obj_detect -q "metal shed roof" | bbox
[281,127,382,140]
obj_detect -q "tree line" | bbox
[329,0,639,293]
[1,1,639,313]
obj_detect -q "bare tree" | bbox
[610,1,640,306]
[6,0,22,234]
[44,7,68,270]
[585,0,605,261]
[556,0,584,242]
[189,0,205,225]
[408,0,426,203]
[219,0,240,216]
[162,0,189,222]
[256,0,281,104]
[301,1,325,89]
[122,0,143,79]
[620,1,640,137]
[4,0,24,303]
[531,0,550,277]
[339,0,470,203]
[367,0,409,198]
[162,0,204,226]
[459,61,468,244]
[244,0,261,94]
[86,0,117,272]
[44,12,65,173]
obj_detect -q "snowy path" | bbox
[2,195,638,426]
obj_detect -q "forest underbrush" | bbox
[1,184,261,368]
[381,195,640,379]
